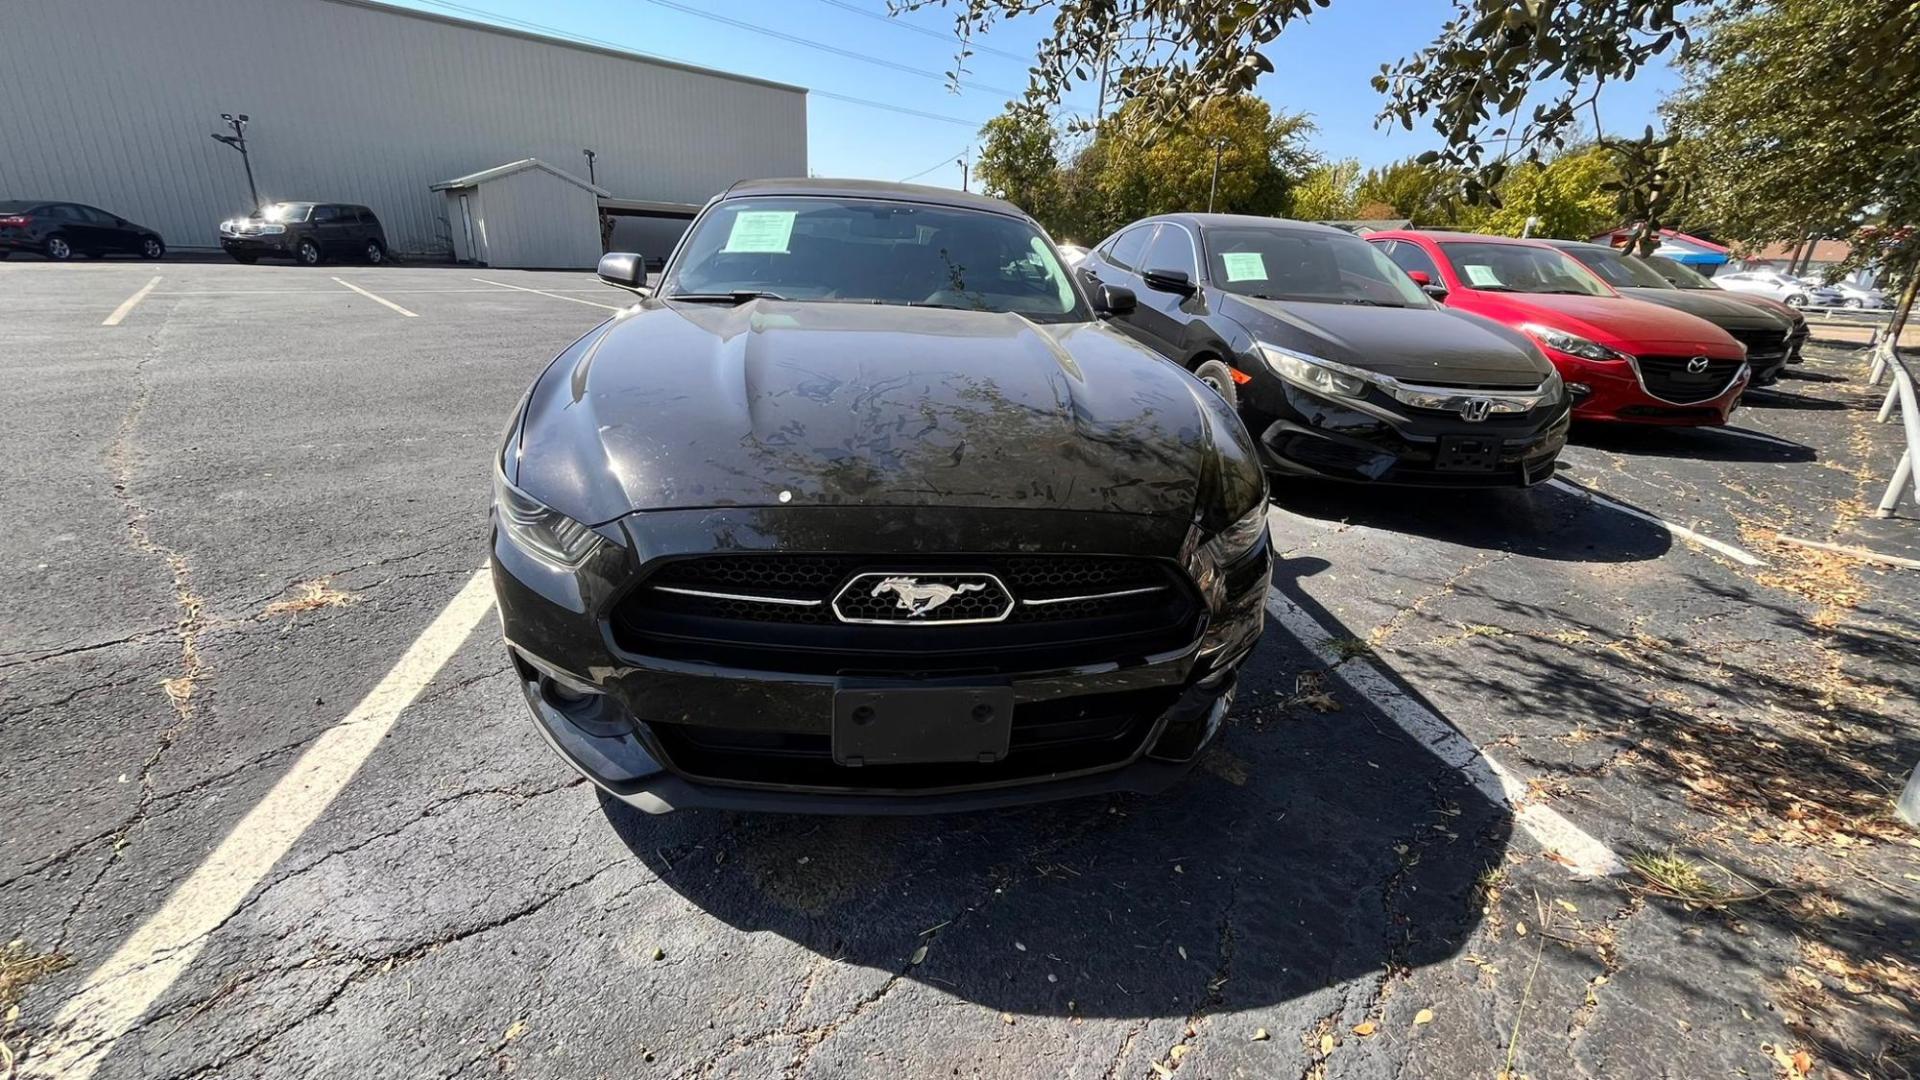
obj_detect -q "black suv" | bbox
[219,202,388,265]
[0,200,166,261]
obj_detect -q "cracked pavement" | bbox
[2,261,1915,1079]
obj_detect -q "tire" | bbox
[1844,297,1863,309]
[1193,359,1241,410]
[363,238,386,264]
[43,235,72,260]
[228,253,258,264]
[140,236,165,260]
[1785,293,1807,307]
[296,238,322,266]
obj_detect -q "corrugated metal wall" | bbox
[0,0,807,255]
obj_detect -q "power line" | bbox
[408,0,987,129]
[634,0,1032,99]
[810,0,1031,63]
[900,146,971,182]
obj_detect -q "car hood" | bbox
[1223,295,1551,387]
[513,300,1227,525]
[1478,292,1743,357]
[1616,287,1789,331]
[1709,290,1805,326]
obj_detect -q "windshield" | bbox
[1644,254,1719,289]
[1568,247,1673,290]
[1438,242,1613,296]
[258,203,313,223]
[662,196,1086,321]
[1202,226,1429,307]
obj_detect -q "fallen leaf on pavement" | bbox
[910,945,928,965]
[1353,1021,1378,1037]
[1252,1028,1270,1041]
[1414,1009,1434,1026]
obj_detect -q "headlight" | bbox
[1201,499,1269,567]
[1542,366,1566,401]
[1520,324,1631,363]
[257,224,286,235]
[1257,341,1372,398]
[493,468,601,568]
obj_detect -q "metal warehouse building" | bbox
[0,0,808,262]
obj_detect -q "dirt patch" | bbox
[260,577,361,620]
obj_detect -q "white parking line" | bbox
[332,276,419,317]
[1546,478,1765,566]
[1263,584,1628,879]
[25,568,496,1080]
[473,276,624,311]
[101,275,161,326]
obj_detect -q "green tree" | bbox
[974,104,1061,225]
[1290,159,1362,222]
[1470,146,1621,240]
[1353,158,1473,227]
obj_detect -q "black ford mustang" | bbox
[491,179,1271,814]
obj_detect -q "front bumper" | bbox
[1240,378,1570,488]
[493,505,1270,814]
[219,235,290,255]
[1552,352,1748,426]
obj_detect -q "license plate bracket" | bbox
[1436,434,1500,472]
[832,684,1014,767]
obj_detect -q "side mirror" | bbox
[597,251,650,295]
[1141,267,1196,295]
[1406,270,1432,286]
[1420,283,1450,301]
[1095,284,1137,315]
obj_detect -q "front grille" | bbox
[1728,327,1788,365]
[616,554,1200,674]
[1633,355,1743,403]
[648,687,1178,790]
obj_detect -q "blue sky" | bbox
[386,0,1681,189]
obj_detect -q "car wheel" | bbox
[363,239,386,264]
[140,237,165,260]
[1193,359,1241,410]
[1785,294,1807,307]
[44,235,73,260]
[1843,297,1863,308]
[297,239,322,266]
[229,253,258,264]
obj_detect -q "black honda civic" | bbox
[491,179,1271,814]
[1078,214,1571,486]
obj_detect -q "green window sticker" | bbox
[1463,264,1503,287]
[723,210,796,254]
[1221,252,1267,281]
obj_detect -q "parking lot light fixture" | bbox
[582,148,597,186]
[211,111,260,212]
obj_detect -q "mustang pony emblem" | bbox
[870,576,985,617]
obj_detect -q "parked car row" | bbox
[0,198,389,265]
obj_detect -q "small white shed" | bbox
[432,158,611,269]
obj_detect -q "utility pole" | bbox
[1522,215,1542,239]
[958,156,969,193]
[210,112,259,212]
[1207,138,1227,213]
[582,148,597,187]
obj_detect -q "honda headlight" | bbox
[1519,324,1631,363]
[493,468,601,568]
[1257,342,1372,398]
[1202,499,1270,567]
[1541,366,1566,402]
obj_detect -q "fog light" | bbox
[1568,382,1593,399]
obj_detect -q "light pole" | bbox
[582,148,597,186]
[1521,215,1542,239]
[1207,138,1228,213]
[957,156,969,193]
[210,112,260,212]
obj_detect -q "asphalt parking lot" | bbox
[3,259,1917,1080]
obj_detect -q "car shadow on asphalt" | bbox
[1269,477,1675,562]
[1569,422,1818,463]
[599,565,1515,1021]
[1738,387,1852,412]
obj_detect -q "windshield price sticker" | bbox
[1463,264,1503,287]
[1221,252,1268,281]
[723,210,796,253]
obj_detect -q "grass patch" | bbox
[1625,848,1773,908]
[2,938,74,1074]
[1326,636,1375,662]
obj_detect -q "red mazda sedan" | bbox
[1368,231,1750,425]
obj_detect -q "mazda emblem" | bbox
[1686,356,1711,374]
